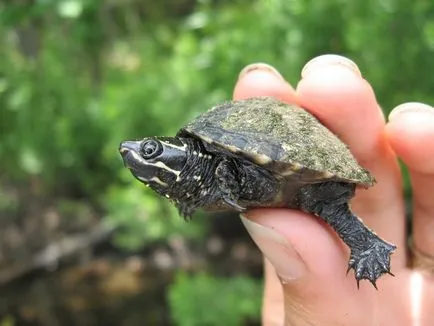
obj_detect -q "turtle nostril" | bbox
[119,141,141,155]
[119,147,130,155]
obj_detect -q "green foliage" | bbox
[1,0,433,324]
[0,315,15,326]
[0,0,432,246]
[105,178,205,249]
[168,272,262,326]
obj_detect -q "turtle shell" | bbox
[178,96,374,186]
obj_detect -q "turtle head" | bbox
[119,137,188,194]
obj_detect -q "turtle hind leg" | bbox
[297,181,396,288]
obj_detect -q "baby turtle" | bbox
[119,96,396,288]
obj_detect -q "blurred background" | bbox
[0,0,433,325]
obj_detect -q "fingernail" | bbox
[240,214,306,281]
[301,54,362,78]
[238,62,284,81]
[388,102,434,121]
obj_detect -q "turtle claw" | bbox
[369,279,378,290]
[346,265,351,275]
[356,278,378,290]
[348,239,396,289]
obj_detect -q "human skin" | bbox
[233,56,434,326]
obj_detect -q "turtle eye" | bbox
[140,139,163,159]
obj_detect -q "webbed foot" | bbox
[348,239,396,289]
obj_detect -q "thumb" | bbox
[241,209,377,326]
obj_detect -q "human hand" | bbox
[233,56,434,326]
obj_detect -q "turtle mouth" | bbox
[119,140,164,182]
[119,141,143,171]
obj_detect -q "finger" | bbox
[233,63,295,325]
[233,63,298,103]
[241,210,378,326]
[296,55,406,267]
[385,103,434,256]
[233,62,385,324]
[262,259,284,326]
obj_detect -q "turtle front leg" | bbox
[298,181,396,288]
[215,159,246,211]
[215,158,279,211]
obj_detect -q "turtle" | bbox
[119,96,396,288]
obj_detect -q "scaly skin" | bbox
[120,137,396,288]
[297,181,396,288]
